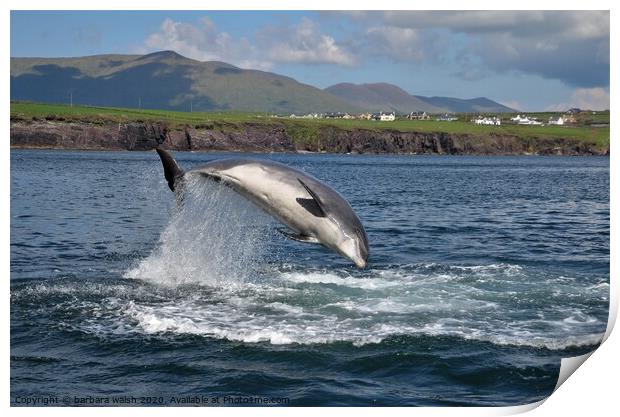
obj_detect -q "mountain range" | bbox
[325,83,515,113]
[11,51,514,114]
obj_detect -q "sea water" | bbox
[10,150,609,406]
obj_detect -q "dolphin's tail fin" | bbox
[156,148,184,191]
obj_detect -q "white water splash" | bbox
[14,261,608,350]
[124,175,274,286]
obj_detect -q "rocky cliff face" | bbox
[10,119,607,156]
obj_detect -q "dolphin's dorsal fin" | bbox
[298,178,329,217]
[278,228,320,244]
[156,148,184,191]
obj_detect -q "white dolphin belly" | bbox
[199,163,327,238]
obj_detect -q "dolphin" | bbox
[155,148,369,268]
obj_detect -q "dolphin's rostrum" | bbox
[156,148,369,268]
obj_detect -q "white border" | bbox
[4,1,617,416]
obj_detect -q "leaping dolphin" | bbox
[156,148,369,268]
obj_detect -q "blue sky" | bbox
[10,10,610,111]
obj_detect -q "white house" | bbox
[290,113,321,119]
[379,112,395,121]
[548,116,564,125]
[408,111,429,120]
[511,115,543,125]
[473,116,501,126]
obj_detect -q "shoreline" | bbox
[9,146,611,157]
[10,118,609,156]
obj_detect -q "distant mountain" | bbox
[420,96,515,113]
[325,82,515,113]
[324,82,444,113]
[10,51,361,114]
[11,51,515,114]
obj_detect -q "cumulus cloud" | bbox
[258,18,356,66]
[144,16,355,69]
[334,10,610,88]
[144,12,609,91]
[546,88,610,111]
[145,17,268,70]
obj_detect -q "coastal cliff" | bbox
[10,119,608,156]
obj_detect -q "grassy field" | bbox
[11,101,610,147]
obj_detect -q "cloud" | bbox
[258,18,356,66]
[546,88,610,111]
[144,12,609,91]
[144,16,355,69]
[335,11,610,88]
[468,27,609,87]
[363,26,424,62]
[341,10,609,41]
[145,17,268,70]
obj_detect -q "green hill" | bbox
[10,51,361,114]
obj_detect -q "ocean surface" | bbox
[11,150,609,406]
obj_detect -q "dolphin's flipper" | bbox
[156,148,184,191]
[278,228,320,244]
[297,179,328,217]
[295,197,326,218]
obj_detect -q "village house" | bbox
[324,112,349,119]
[289,113,321,119]
[548,116,564,125]
[379,112,396,121]
[473,116,501,126]
[407,111,430,120]
[510,115,543,125]
[370,112,395,121]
